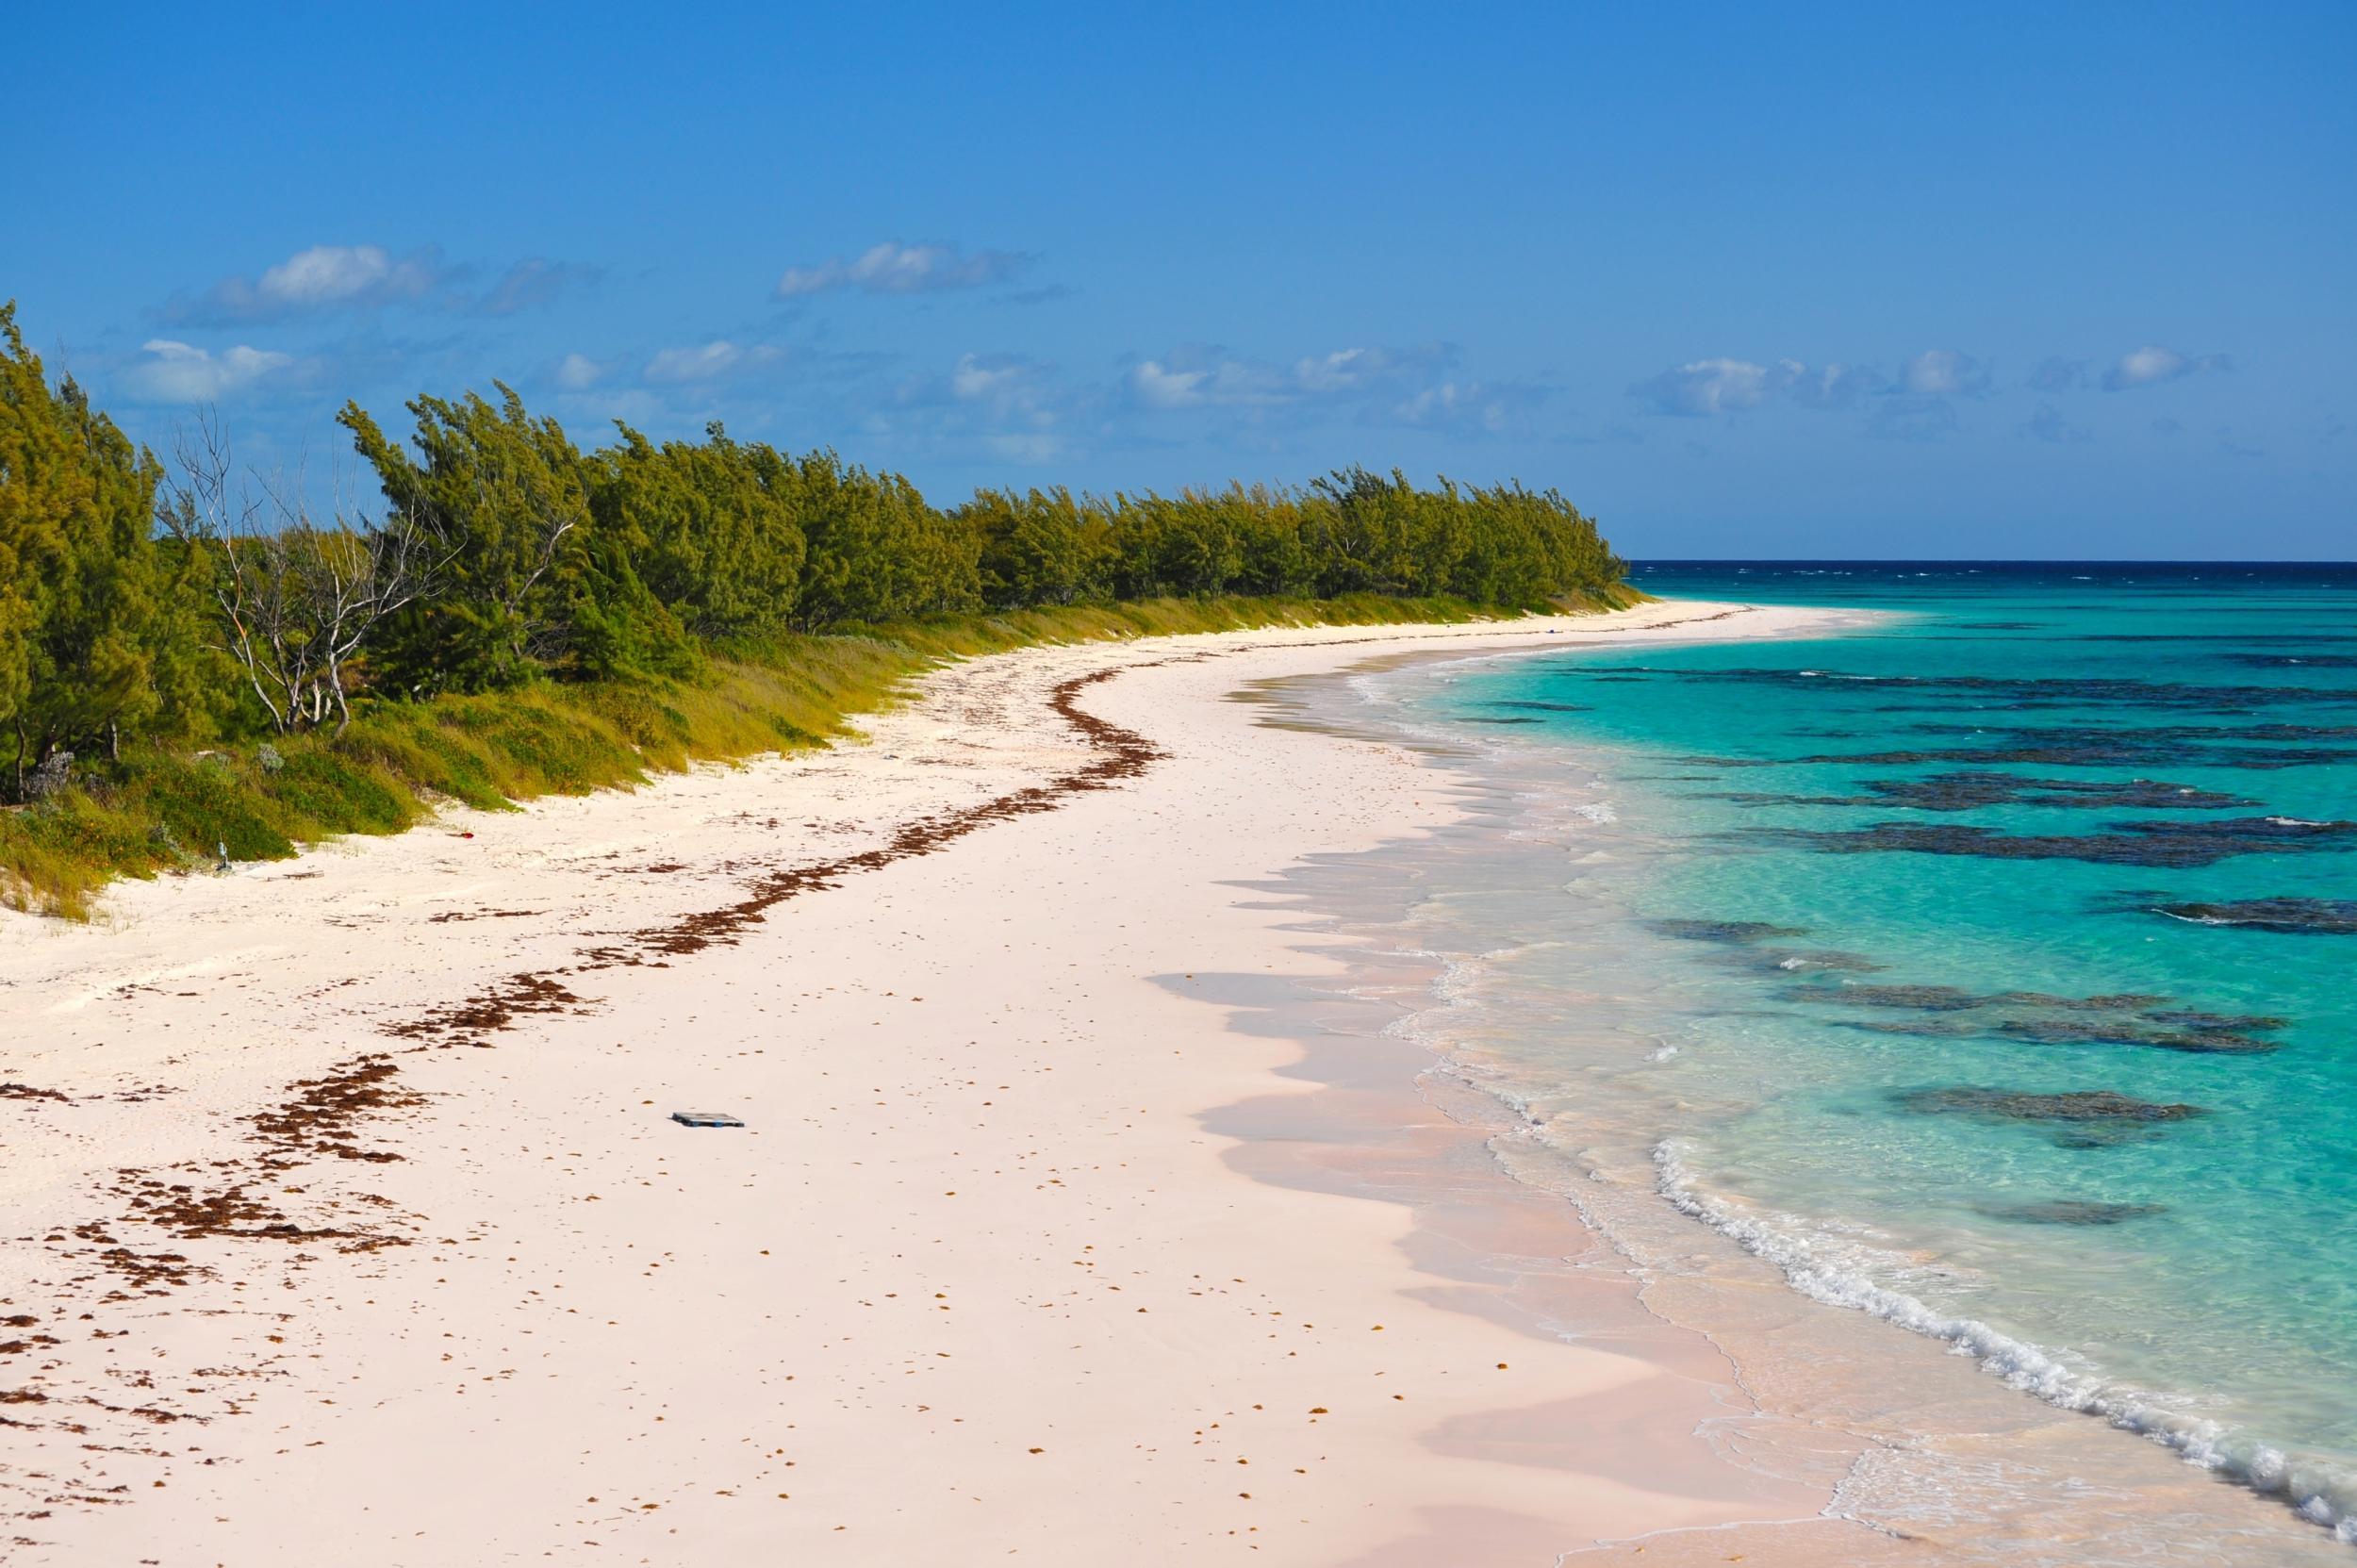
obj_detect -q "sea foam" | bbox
[1652,1140,2357,1543]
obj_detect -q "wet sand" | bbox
[1196,671,2352,1564]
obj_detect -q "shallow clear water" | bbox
[1365,563,2357,1539]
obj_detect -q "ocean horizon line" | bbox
[1631,555,2357,568]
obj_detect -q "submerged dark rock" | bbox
[2144,897,2357,935]
[1793,720,2357,772]
[1571,665,2357,712]
[1745,815,2357,868]
[2076,632,2357,645]
[1701,790,1880,808]
[2014,991,2169,1010]
[1895,1087,2207,1122]
[2199,724,2357,741]
[1800,983,2282,1054]
[2221,652,2357,669]
[1895,1087,2208,1147]
[1992,1017,2280,1055]
[1979,1199,2168,1226]
[1649,918,1809,944]
[2141,1008,2288,1032]
[1649,918,1885,974]
[1795,983,2163,1014]
[1706,773,2255,812]
[1792,982,1986,1011]
[1868,774,2255,811]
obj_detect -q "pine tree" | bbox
[0,305,220,798]
[0,303,76,793]
[339,386,597,690]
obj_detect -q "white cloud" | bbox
[123,338,295,402]
[1899,349,1990,398]
[1631,350,1986,423]
[1626,357,1779,416]
[1784,360,1887,408]
[1126,344,1459,413]
[1125,356,1293,409]
[182,243,442,322]
[874,338,1547,457]
[949,352,1029,403]
[642,340,783,384]
[554,353,606,390]
[775,241,1030,298]
[2103,344,2231,390]
[258,244,429,306]
[172,243,593,322]
[886,352,1056,420]
[1390,379,1548,437]
[855,352,1071,465]
[1293,347,1382,394]
[1128,359,1213,409]
[924,353,1062,429]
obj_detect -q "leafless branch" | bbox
[160,411,453,736]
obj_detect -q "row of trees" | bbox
[1,302,1625,801]
[965,470,1626,611]
[2,307,223,798]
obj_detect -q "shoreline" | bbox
[1,599,2332,1564]
[1238,653,2353,1563]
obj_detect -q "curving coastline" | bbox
[8,598,2329,1565]
[1246,632,2356,1564]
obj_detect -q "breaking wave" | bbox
[1652,1139,2357,1543]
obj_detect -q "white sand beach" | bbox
[3,601,2339,1566]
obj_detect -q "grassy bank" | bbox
[0,590,1633,918]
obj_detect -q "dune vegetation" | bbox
[0,302,1631,916]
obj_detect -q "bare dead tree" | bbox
[159,412,451,737]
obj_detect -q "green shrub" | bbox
[0,593,1611,916]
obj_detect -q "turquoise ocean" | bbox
[1346,563,2357,1543]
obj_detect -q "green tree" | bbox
[591,422,804,640]
[964,487,1115,609]
[0,305,223,797]
[1303,468,1421,595]
[789,453,980,628]
[339,386,600,690]
[0,302,76,791]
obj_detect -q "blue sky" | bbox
[10,2,2352,557]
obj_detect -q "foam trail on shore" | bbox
[1314,561,2357,1557]
[1652,1140,2357,1543]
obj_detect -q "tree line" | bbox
[1,302,1625,801]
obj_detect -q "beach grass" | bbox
[0,590,1635,918]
